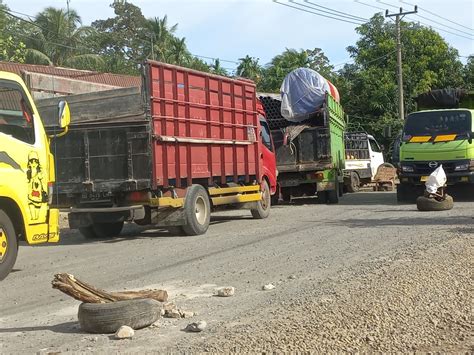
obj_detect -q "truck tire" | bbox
[79,221,124,239]
[326,180,339,204]
[78,299,161,334]
[182,185,211,236]
[347,172,360,193]
[397,183,418,203]
[416,195,454,211]
[0,210,18,281]
[251,180,271,219]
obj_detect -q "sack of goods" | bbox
[280,68,340,123]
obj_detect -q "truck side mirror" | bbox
[58,100,71,129]
[468,131,473,144]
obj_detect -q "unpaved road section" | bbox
[0,192,472,353]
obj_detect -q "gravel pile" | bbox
[180,234,472,352]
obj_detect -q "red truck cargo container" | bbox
[39,61,277,237]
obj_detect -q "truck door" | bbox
[368,137,384,177]
[259,117,277,193]
[0,80,49,225]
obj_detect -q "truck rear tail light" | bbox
[315,172,324,180]
[48,182,54,205]
[127,191,150,203]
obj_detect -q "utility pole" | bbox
[385,6,417,121]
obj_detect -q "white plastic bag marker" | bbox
[425,165,446,194]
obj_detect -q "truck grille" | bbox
[413,162,456,174]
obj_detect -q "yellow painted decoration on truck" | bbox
[409,136,431,143]
[0,71,68,279]
[433,134,457,142]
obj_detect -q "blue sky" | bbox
[9,0,474,72]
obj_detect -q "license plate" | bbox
[420,176,428,182]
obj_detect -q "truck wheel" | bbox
[347,172,360,193]
[397,183,418,203]
[251,180,271,219]
[0,210,18,281]
[79,221,124,239]
[326,180,339,204]
[416,195,454,211]
[78,299,161,334]
[182,185,211,236]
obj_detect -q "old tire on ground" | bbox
[78,298,161,334]
[251,179,271,219]
[347,172,360,193]
[416,195,454,211]
[182,184,211,236]
[0,210,18,281]
[79,221,124,239]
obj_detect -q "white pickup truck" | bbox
[343,132,384,192]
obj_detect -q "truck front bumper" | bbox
[399,171,474,186]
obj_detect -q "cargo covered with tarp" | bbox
[280,68,340,123]
[415,89,474,110]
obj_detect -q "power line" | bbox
[378,0,473,38]
[400,0,474,32]
[354,0,386,12]
[408,18,474,40]
[296,0,367,22]
[333,49,397,68]
[273,0,365,25]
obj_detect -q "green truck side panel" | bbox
[327,94,346,175]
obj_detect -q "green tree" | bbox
[336,14,464,146]
[145,15,178,61]
[23,7,102,69]
[0,0,27,62]
[463,56,474,90]
[236,55,262,83]
[260,48,333,92]
[91,0,147,74]
[210,58,228,76]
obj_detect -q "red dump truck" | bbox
[37,61,277,237]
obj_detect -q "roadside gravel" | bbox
[180,232,473,352]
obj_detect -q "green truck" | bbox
[397,89,474,202]
[261,93,346,203]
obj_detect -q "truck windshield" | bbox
[404,110,472,138]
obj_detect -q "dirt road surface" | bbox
[0,192,472,353]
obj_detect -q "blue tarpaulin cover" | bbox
[280,68,329,122]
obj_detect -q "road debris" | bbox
[216,286,235,297]
[185,321,207,333]
[115,326,134,339]
[262,283,276,291]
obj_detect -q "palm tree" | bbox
[146,15,178,61]
[210,59,228,76]
[24,7,102,69]
[236,55,261,82]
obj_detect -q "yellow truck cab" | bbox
[0,71,70,280]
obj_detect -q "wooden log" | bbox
[52,273,168,303]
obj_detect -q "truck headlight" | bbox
[401,165,414,173]
[454,162,469,171]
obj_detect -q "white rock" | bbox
[163,309,182,319]
[262,283,276,291]
[217,286,235,297]
[114,326,134,339]
[180,311,195,318]
[185,320,207,332]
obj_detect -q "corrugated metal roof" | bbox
[0,62,141,88]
